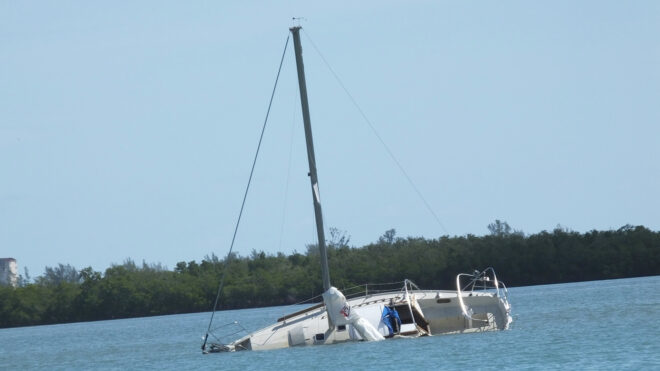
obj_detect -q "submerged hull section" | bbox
[209,284,511,352]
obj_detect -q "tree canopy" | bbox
[1,224,658,328]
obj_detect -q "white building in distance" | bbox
[0,258,18,287]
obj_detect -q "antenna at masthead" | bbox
[291,17,306,27]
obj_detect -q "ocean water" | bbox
[1,276,658,370]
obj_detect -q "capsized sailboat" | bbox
[202,26,512,353]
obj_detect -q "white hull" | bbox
[207,271,512,352]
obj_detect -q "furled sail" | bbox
[322,287,384,341]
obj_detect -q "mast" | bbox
[290,26,331,292]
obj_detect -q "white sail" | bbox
[322,287,384,341]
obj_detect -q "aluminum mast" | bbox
[290,26,331,292]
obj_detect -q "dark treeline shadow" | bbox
[1,224,658,328]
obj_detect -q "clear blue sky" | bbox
[2,1,659,277]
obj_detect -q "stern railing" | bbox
[456,267,509,323]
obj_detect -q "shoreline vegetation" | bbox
[1,222,658,329]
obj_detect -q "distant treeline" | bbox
[1,222,658,328]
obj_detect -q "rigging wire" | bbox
[301,29,449,235]
[202,34,290,351]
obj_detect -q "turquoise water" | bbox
[1,276,659,370]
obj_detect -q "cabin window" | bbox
[337,325,346,332]
[393,304,430,329]
[436,298,451,304]
[393,304,415,324]
[315,333,325,341]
